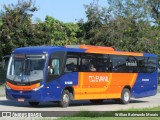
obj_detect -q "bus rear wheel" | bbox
[90,99,103,104]
[120,88,131,104]
[29,102,39,106]
[59,90,70,107]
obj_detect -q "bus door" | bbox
[45,51,66,100]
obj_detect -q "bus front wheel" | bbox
[29,102,39,106]
[120,88,131,104]
[59,90,70,107]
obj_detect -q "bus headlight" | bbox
[32,84,44,91]
[6,84,11,90]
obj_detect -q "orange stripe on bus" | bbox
[6,82,40,91]
[74,72,138,100]
[80,72,84,88]
[80,45,115,51]
[74,93,121,100]
[130,73,138,87]
[86,49,143,56]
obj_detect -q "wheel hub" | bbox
[63,94,69,103]
[124,92,129,102]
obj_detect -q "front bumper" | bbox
[6,88,44,102]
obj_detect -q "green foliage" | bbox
[0,0,159,60]
[78,0,160,59]
[58,117,160,120]
[35,16,82,46]
[57,106,160,119]
[0,0,38,56]
[147,0,160,26]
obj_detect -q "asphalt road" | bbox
[0,93,160,112]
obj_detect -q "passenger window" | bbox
[81,54,97,72]
[112,55,127,72]
[137,57,157,73]
[65,58,78,72]
[96,54,111,72]
[144,58,156,73]
[126,56,138,72]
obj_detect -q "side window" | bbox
[137,57,157,73]
[65,58,78,72]
[65,52,80,72]
[80,54,111,72]
[112,55,127,72]
[147,58,157,73]
[136,57,145,72]
[104,55,112,72]
[126,56,138,73]
[81,54,96,72]
[96,54,111,72]
[144,57,157,73]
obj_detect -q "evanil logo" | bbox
[89,76,109,82]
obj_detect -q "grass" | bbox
[57,106,160,120]
[122,106,160,111]
[58,117,160,120]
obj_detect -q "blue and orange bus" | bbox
[6,45,158,107]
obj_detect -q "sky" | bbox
[0,0,108,23]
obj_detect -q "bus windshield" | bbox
[7,54,46,83]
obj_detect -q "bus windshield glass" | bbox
[7,54,46,82]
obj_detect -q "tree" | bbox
[81,0,159,58]
[147,0,160,26]
[79,0,112,45]
[108,0,160,56]
[0,0,38,56]
[35,16,82,46]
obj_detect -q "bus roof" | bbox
[12,45,157,58]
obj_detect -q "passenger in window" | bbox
[90,64,96,72]
[66,64,71,71]
[66,62,76,72]
[72,65,78,72]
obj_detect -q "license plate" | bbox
[18,98,24,102]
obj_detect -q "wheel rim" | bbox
[63,94,69,104]
[124,92,129,102]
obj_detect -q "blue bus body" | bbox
[6,46,158,106]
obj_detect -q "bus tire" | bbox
[59,90,70,107]
[29,102,39,106]
[120,88,131,104]
[90,99,103,104]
